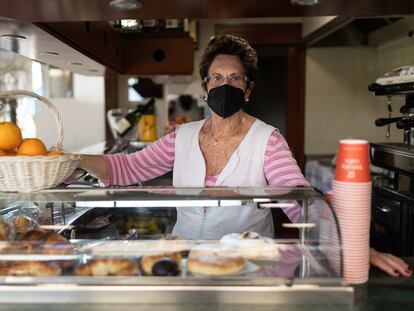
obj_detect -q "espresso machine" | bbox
[368,78,414,256]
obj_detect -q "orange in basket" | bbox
[0,122,22,151]
[6,150,17,156]
[0,90,81,192]
[17,138,47,156]
[47,151,64,156]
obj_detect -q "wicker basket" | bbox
[0,90,81,192]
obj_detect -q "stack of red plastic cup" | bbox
[331,139,371,284]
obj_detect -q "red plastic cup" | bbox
[335,139,371,183]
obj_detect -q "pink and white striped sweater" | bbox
[103,128,310,222]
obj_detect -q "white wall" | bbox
[34,74,105,151]
[305,42,414,155]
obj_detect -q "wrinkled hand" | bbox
[370,248,412,277]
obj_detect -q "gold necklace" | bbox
[209,114,244,146]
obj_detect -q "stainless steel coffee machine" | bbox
[368,80,414,256]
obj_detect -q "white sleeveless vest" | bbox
[172,119,276,240]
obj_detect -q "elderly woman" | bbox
[78,34,410,277]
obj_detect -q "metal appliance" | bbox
[368,80,414,256]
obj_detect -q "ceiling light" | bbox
[39,51,60,56]
[69,62,83,66]
[109,0,142,10]
[291,0,321,5]
[0,34,26,40]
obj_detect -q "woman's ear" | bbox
[245,81,254,101]
[202,82,208,101]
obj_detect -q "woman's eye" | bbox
[230,75,242,82]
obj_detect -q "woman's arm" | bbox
[79,130,177,186]
[264,130,308,188]
[263,130,313,222]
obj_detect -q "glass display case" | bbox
[0,186,352,306]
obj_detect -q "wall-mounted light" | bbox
[291,0,321,5]
[109,0,142,10]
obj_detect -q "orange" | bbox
[6,150,17,156]
[0,122,22,151]
[47,151,64,156]
[0,149,7,157]
[17,138,47,156]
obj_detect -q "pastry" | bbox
[20,229,49,242]
[0,261,61,276]
[140,252,182,276]
[187,244,245,276]
[151,258,180,276]
[18,229,74,255]
[13,215,37,234]
[220,232,279,260]
[0,219,10,240]
[74,258,139,276]
[187,255,245,276]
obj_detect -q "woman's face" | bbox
[203,54,252,101]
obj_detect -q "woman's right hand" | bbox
[78,155,108,182]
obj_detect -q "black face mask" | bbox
[207,84,246,118]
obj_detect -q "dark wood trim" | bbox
[215,23,302,45]
[302,16,354,46]
[104,68,119,141]
[286,45,306,171]
[206,0,414,19]
[2,0,414,21]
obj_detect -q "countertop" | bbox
[0,259,412,311]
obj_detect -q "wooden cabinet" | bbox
[371,186,413,256]
[123,35,193,75]
[38,22,194,75]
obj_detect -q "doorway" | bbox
[245,46,288,135]
[215,23,306,170]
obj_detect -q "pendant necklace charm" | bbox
[210,123,219,146]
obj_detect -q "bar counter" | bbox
[0,258,411,311]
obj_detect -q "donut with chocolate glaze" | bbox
[140,252,182,276]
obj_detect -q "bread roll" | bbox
[0,219,10,240]
[187,244,245,276]
[19,229,74,255]
[187,255,245,276]
[74,258,138,276]
[0,261,61,276]
[220,232,279,260]
[13,215,37,234]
